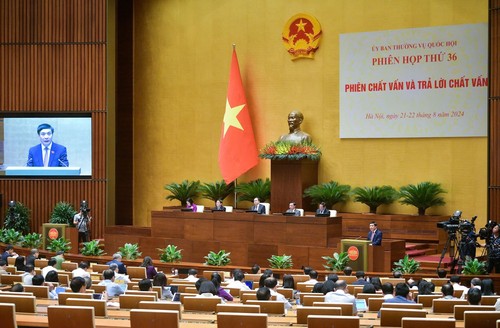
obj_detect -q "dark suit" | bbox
[251,204,266,215]
[212,206,226,211]
[285,209,300,216]
[106,259,127,274]
[315,208,330,216]
[27,142,69,167]
[367,229,383,246]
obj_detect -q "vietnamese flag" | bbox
[218,48,259,183]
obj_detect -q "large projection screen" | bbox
[339,23,487,139]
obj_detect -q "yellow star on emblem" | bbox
[296,19,307,32]
[223,98,245,137]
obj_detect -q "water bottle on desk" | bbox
[295,291,301,306]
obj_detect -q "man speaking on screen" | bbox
[26,123,69,167]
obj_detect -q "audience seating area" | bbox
[2,257,500,328]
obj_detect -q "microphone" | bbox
[26,156,33,166]
[354,236,363,240]
[58,159,68,167]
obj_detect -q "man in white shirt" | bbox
[41,258,57,278]
[325,280,357,315]
[185,268,199,282]
[72,261,91,278]
[22,265,35,285]
[304,270,319,284]
[225,270,251,290]
[98,269,125,297]
[264,277,292,310]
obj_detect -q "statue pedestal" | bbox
[270,159,318,213]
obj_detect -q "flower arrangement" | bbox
[259,140,321,160]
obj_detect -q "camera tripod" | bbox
[437,230,469,274]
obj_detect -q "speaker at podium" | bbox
[340,239,370,271]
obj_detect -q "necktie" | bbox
[43,147,49,167]
[371,231,375,242]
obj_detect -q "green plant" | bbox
[158,244,183,263]
[235,178,271,203]
[50,201,78,226]
[204,250,231,266]
[1,228,23,245]
[322,252,350,271]
[303,181,351,209]
[259,140,322,161]
[4,201,31,234]
[164,180,201,205]
[46,238,72,253]
[399,181,447,215]
[392,254,420,274]
[267,254,293,269]
[80,240,106,256]
[22,232,42,249]
[119,243,142,260]
[199,180,235,202]
[351,185,399,214]
[462,258,488,275]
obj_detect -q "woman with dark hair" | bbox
[140,256,157,279]
[370,277,382,291]
[282,274,298,301]
[197,281,218,297]
[186,198,197,212]
[482,278,495,295]
[211,272,233,301]
[152,272,174,299]
[45,270,59,283]
[282,274,295,289]
[14,256,25,272]
[212,199,226,211]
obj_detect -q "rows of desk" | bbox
[9,298,478,328]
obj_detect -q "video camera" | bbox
[478,220,497,241]
[80,200,91,215]
[436,210,477,235]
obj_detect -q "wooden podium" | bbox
[270,159,318,212]
[341,239,370,271]
[42,223,78,251]
[341,238,406,272]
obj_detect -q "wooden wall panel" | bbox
[0,0,108,238]
[0,179,106,240]
[0,45,105,110]
[490,1,500,220]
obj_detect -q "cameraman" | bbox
[487,223,500,273]
[73,202,92,244]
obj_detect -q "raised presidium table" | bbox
[104,210,410,271]
[0,166,81,175]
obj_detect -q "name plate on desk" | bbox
[2,166,81,176]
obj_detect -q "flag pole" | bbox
[234,178,238,208]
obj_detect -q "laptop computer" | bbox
[244,281,254,289]
[282,212,296,216]
[355,299,367,312]
[315,213,330,217]
[180,208,193,212]
[245,210,258,213]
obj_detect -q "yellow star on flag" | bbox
[223,98,245,137]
